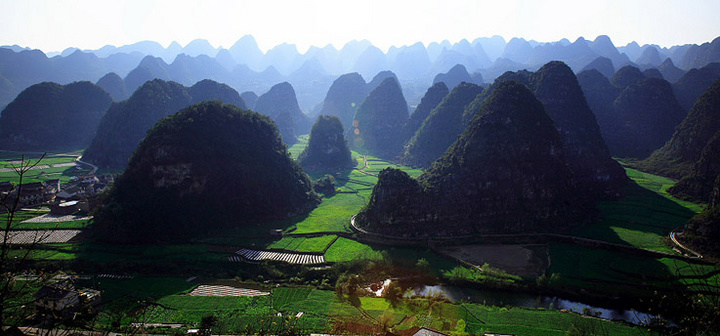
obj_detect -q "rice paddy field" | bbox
[0,150,92,183]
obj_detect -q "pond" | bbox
[409,284,659,325]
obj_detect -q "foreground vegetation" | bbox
[3,146,718,334]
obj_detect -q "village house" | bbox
[34,281,101,319]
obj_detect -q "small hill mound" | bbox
[320,72,368,130]
[639,78,720,178]
[0,81,112,150]
[403,82,483,168]
[348,77,408,159]
[297,115,355,172]
[357,81,584,237]
[93,101,320,243]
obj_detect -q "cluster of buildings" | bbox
[0,173,114,213]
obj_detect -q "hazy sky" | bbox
[1,0,719,53]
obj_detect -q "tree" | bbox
[0,154,51,328]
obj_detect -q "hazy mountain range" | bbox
[2,35,720,112]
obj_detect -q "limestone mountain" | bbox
[0,81,112,150]
[253,82,311,145]
[672,63,720,112]
[669,132,720,202]
[348,76,408,159]
[96,72,129,101]
[187,79,246,109]
[319,72,368,129]
[579,66,686,158]
[496,61,627,195]
[401,82,449,144]
[611,65,646,89]
[240,91,258,109]
[84,79,244,169]
[403,82,483,168]
[525,61,626,195]
[93,101,319,243]
[297,115,355,172]
[682,175,720,257]
[612,77,686,158]
[357,81,584,237]
[639,78,720,178]
[432,64,473,90]
[658,58,685,83]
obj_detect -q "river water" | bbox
[409,284,657,325]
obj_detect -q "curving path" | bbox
[670,229,703,259]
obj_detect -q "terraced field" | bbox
[233,248,326,264]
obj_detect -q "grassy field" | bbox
[86,278,649,335]
[324,237,383,262]
[266,235,338,253]
[573,167,700,253]
[0,151,92,183]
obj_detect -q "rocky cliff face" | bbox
[297,115,355,172]
[0,81,112,150]
[319,72,368,129]
[639,78,720,178]
[357,81,586,237]
[94,101,319,243]
[348,77,408,159]
[253,82,311,145]
[403,82,483,168]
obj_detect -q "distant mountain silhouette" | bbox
[432,64,473,90]
[672,63,720,112]
[319,72,368,129]
[253,82,310,145]
[240,91,258,110]
[93,101,319,243]
[581,56,615,79]
[0,81,112,150]
[679,36,720,70]
[96,72,128,101]
[658,58,686,83]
